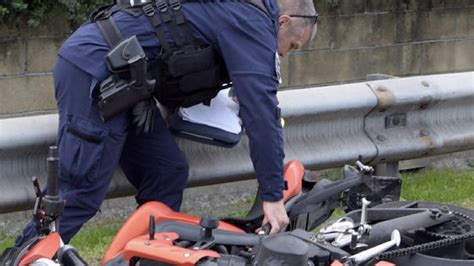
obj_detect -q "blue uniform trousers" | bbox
[16,57,189,245]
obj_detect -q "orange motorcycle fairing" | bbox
[282,160,304,202]
[121,233,219,265]
[18,232,61,266]
[102,201,244,265]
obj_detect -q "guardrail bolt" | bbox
[421,81,430,87]
[376,135,386,142]
[385,114,407,128]
[420,130,430,137]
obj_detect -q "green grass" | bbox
[0,239,15,254]
[400,168,474,208]
[225,195,256,218]
[1,168,473,263]
[68,220,124,264]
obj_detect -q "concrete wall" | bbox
[1,0,473,117]
[0,15,71,117]
[280,0,474,88]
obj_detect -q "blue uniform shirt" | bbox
[59,0,285,202]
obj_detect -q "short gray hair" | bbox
[277,0,318,39]
[277,0,317,17]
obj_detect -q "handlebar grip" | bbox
[46,146,59,198]
[258,224,272,235]
[58,245,88,266]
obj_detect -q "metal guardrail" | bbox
[0,72,473,214]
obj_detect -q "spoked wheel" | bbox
[374,201,474,265]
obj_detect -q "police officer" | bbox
[14,0,318,246]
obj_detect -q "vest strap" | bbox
[170,0,196,46]
[116,0,271,18]
[96,16,124,48]
[179,0,271,17]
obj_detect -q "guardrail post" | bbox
[375,162,400,178]
[374,162,401,202]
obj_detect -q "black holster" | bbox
[97,36,155,121]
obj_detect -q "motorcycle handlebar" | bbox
[58,245,88,266]
[46,146,59,198]
[258,224,272,235]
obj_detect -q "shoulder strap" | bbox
[179,0,271,18]
[143,0,199,56]
[108,0,271,53]
[141,2,173,52]
[247,0,271,17]
[155,0,186,47]
[95,13,124,48]
[90,4,125,48]
[169,0,196,46]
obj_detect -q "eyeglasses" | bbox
[288,14,319,25]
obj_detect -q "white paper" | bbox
[179,89,242,134]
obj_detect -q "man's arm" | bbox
[216,16,289,233]
[231,74,285,201]
[231,73,289,234]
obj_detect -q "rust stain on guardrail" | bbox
[373,86,396,113]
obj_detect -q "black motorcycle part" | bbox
[200,215,219,240]
[392,253,474,266]
[220,189,265,233]
[289,179,340,232]
[223,165,401,233]
[0,248,19,266]
[344,175,402,212]
[196,254,247,266]
[155,221,260,246]
[289,229,350,261]
[3,236,41,266]
[253,233,309,266]
[46,146,58,197]
[43,146,64,221]
[375,201,474,264]
[342,207,454,247]
[58,245,88,266]
[368,209,452,246]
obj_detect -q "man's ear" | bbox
[279,15,290,27]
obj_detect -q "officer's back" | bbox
[60,1,280,84]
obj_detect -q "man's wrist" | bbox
[260,191,283,202]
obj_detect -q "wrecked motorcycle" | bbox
[3,146,473,265]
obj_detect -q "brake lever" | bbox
[31,176,45,234]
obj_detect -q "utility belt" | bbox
[92,0,270,121]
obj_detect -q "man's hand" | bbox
[260,200,289,234]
